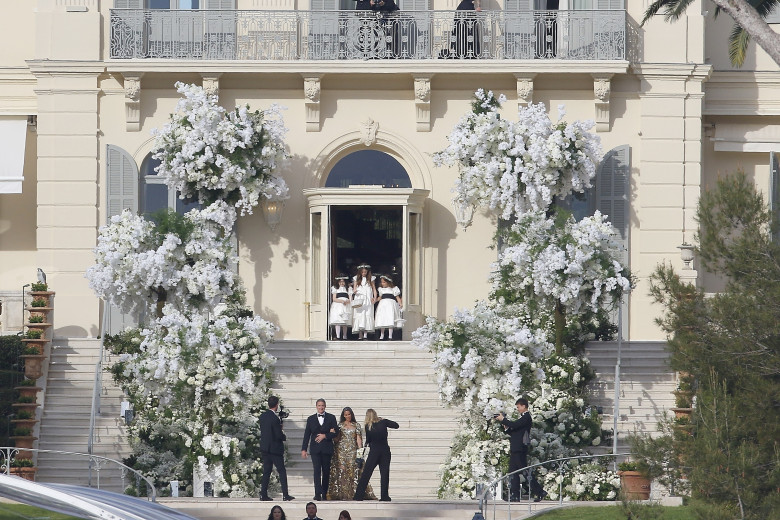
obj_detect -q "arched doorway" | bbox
[304,148,428,341]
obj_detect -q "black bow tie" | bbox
[317,414,324,417]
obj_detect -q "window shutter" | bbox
[114,0,143,7]
[205,0,236,8]
[311,0,339,9]
[505,0,531,11]
[596,144,629,250]
[398,0,428,10]
[596,0,622,9]
[105,144,140,335]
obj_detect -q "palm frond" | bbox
[728,23,752,68]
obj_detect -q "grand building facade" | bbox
[0,0,778,343]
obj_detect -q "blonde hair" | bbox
[364,408,379,431]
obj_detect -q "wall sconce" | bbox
[262,199,285,231]
[453,201,475,230]
[678,242,695,270]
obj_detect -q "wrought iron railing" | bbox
[476,452,632,519]
[110,9,625,61]
[0,447,157,501]
[87,303,110,488]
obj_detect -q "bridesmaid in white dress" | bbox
[352,264,377,340]
[329,275,353,340]
[374,275,402,340]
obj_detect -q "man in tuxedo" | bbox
[303,501,322,520]
[301,398,338,500]
[495,397,548,502]
[259,395,294,501]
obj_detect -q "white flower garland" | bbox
[152,82,290,216]
[433,89,602,221]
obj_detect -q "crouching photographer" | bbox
[494,398,547,502]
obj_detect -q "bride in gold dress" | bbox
[327,407,376,500]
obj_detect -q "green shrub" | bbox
[18,378,35,386]
[30,282,48,292]
[25,330,43,340]
[30,298,47,308]
[28,315,44,324]
[618,461,638,472]
[15,410,32,420]
[10,458,34,468]
[17,396,35,404]
[13,427,31,436]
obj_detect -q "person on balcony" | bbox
[370,0,400,58]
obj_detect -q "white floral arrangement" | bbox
[433,89,602,221]
[540,463,621,501]
[492,210,632,316]
[152,82,290,216]
[86,208,236,314]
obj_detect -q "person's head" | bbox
[515,397,529,413]
[364,408,378,430]
[340,407,355,424]
[380,274,393,288]
[336,274,348,287]
[267,505,286,520]
[305,502,317,518]
[357,263,371,280]
[316,398,326,414]
[268,395,279,411]
[338,511,352,520]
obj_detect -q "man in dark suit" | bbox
[495,397,548,502]
[303,501,323,520]
[259,395,294,502]
[301,398,338,500]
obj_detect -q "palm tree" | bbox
[642,0,780,67]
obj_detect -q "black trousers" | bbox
[509,449,544,499]
[260,452,289,497]
[311,452,332,497]
[354,446,391,500]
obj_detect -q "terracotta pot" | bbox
[9,467,37,481]
[618,470,650,500]
[21,339,47,355]
[28,291,55,306]
[14,386,42,400]
[20,355,46,380]
[671,407,693,419]
[27,308,53,320]
[11,418,37,430]
[12,402,40,417]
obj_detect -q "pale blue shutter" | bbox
[310,0,340,59]
[204,0,236,59]
[106,145,140,335]
[114,0,143,7]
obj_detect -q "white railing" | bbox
[87,302,110,488]
[110,9,625,61]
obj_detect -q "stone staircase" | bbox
[35,338,131,491]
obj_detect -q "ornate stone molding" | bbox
[202,74,222,98]
[514,73,536,108]
[122,72,144,132]
[360,117,379,146]
[592,74,612,132]
[302,75,322,132]
[413,74,433,132]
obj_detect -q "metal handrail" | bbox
[87,301,110,486]
[476,452,632,518]
[0,447,157,501]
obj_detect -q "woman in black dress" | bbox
[353,408,399,501]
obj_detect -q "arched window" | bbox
[140,154,200,216]
[325,150,412,188]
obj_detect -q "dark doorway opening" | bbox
[329,206,404,341]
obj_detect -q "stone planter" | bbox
[670,407,693,419]
[20,354,46,380]
[21,338,47,355]
[11,418,37,430]
[10,436,37,460]
[12,402,39,417]
[9,466,37,481]
[28,291,54,307]
[14,386,42,400]
[618,470,651,500]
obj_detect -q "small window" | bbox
[148,0,200,8]
[140,154,200,216]
[325,150,412,188]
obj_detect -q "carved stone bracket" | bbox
[303,75,322,132]
[413,74,433,132]
[123,72,144,132]
[202,74,222,99]
[514,73,536,108]
[360,117,379,146]
[592,74,612,132]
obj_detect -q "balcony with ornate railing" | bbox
[109,9,626,61]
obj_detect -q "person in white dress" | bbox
[329,275,353,340]
[374,275,402,340]
[352,264,377,340]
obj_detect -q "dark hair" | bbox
[316,398,326,406]
[268,395,279,409]
[338,511,352,520]
[340,407,356,423]
[306,501,317,510]
[266,505,286,520]
[516,397,529,407]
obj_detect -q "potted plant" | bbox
[29,298,48,308]
[15,378,41,400]
[13,395,39,417]
[11,409,36,430]
[671,372,694,418]
[25,329,43,340]
[617,461,651,500]
[28,315,44,324]
[9,458,36,481]
[30,282,48,292]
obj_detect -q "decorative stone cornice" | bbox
[302,74,323,132]
[592,74,612,132]
[122,72,144,132]
[413,74,433,132]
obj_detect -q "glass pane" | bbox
[408,212,420,305]
[148,0,171,9]
[143,183,169,216]
[312,213,322,305]
[176,196,200,215]
[325,150,412,188]
[140,155,162,177]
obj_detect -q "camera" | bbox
[278,406,290,420]
[492,412,504,419]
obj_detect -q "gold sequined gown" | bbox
[327,422,376,500]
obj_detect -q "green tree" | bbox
[646,172,780,519]
[642,0,780,67]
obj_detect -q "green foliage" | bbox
[17,396,35,404]
[30,282,48,292]
[10,458,34,467]
[148,208,196,242]
[15,410,32,420]
[18,378,35,386]
[648,172,780,519]
[28,315,44,324]
[13,427,31,436]
[25,329,42,340]
[30,298,47,308]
